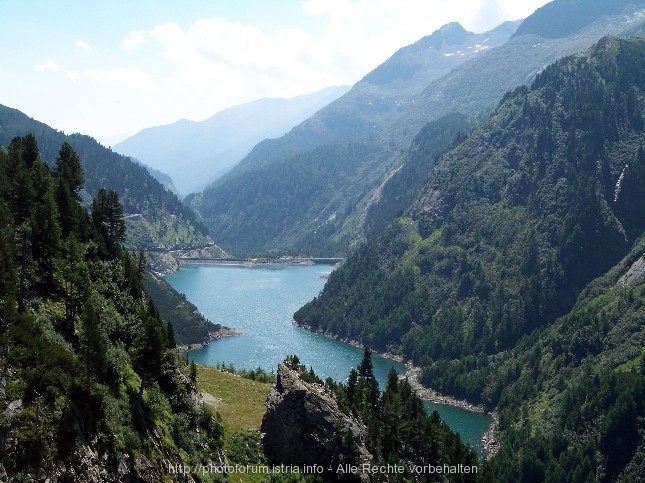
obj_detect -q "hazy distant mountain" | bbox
[113,86,350,195]
[192,0,645,258]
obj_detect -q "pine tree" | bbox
[79,297,107,390]
[53,142,90,240]
[91,188,126,258]
[20,134,39,169]
[357,347,380,411]
[6,137,36,224]
[55,180,79,239]
[29,162,61,289]
[166,320,176,349]
[135,302,167,395]
[54,142,84,198]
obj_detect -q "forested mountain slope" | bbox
[0,105,211,252]
[295,37,645,480]
[490,232,645,481]
[0,106,221,345]
[0,136,224,480]
[193,0,645,258]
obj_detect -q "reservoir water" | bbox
[165,264,491,455]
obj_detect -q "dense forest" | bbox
[490,238,645,481]
[295,36,645,481]
[0,136,225,480]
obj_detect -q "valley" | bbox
[2,0,645,481]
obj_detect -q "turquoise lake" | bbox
[165,264,491,455]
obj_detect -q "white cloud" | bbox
[75,39,91,51]
[121,30,149,51]
[120,14,369,111]
[34,60,59,72]
[83,67,158,91]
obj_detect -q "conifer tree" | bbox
[79,297,107,390]
[357,347,380,410]
[55,180,79,239]
[135,301,166,395]
[52,141,88,240]
[166,320,176,349]
[54,142,84,198]
[29,162,61,289]
[6,137,35,224]
[20,134,39,169]
[91,188,126,258]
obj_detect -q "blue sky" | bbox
[0,0,551,144]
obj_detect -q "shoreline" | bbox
[402,364,500,458]
[176,327,242,353]
[292,319,500,459]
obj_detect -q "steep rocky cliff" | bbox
[261,364,370,472]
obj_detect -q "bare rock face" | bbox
[261,364,370,470]
[619,253,645,287]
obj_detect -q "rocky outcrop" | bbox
[261,364,370,471]
[619,254,645,287]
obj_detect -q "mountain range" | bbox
[190,0,645,258]
[113,86,350,195]
[189,20,520,256]
[295,34,645,481]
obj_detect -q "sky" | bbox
[0,0,551,145]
